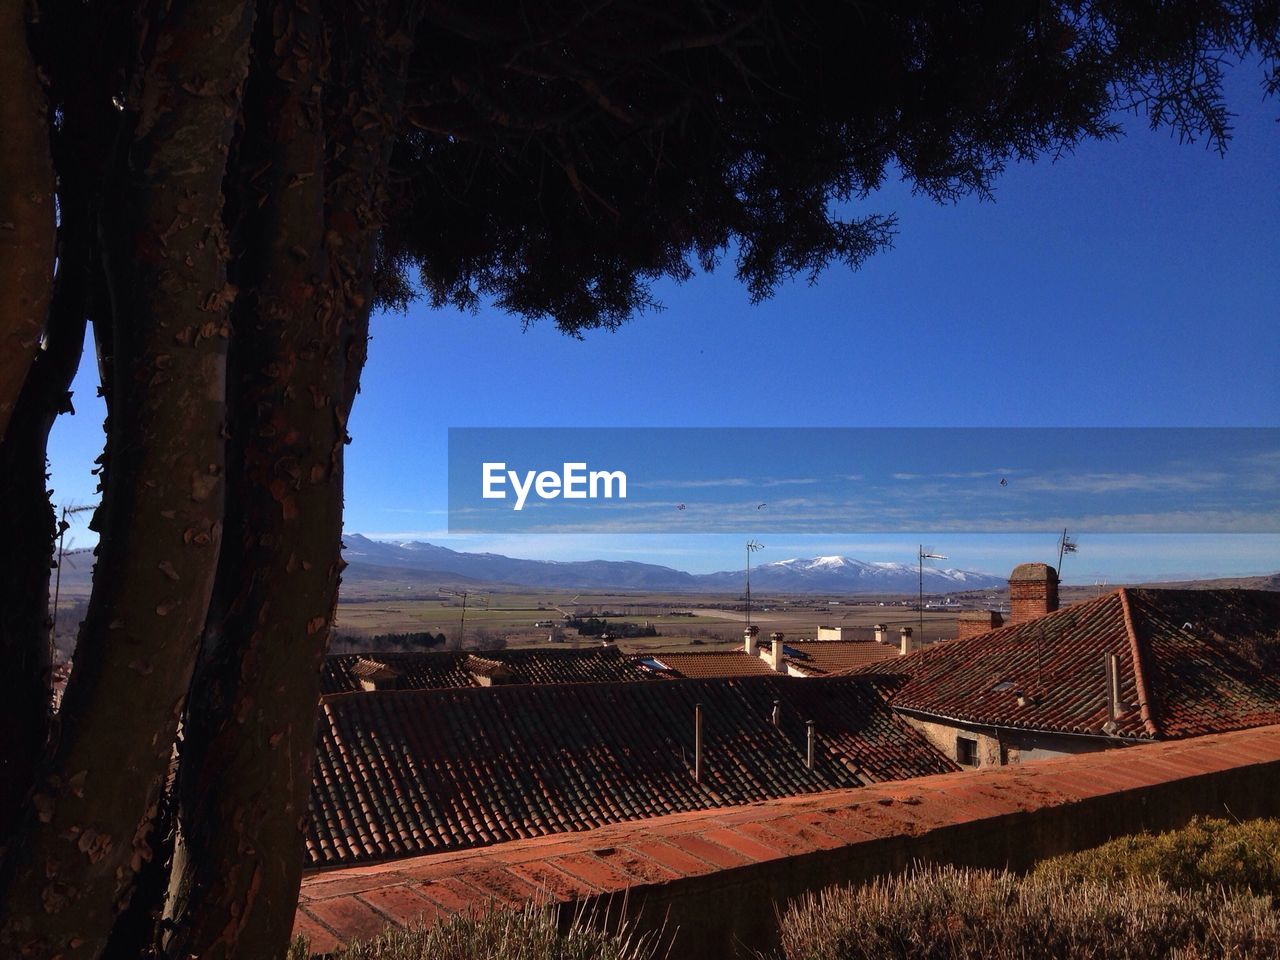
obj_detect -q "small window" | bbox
[956,736,979,766]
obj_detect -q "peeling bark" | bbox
[164,4,333,956]
[0,2,254,957]
[164,4,419,958]
[0,211,89,850]
[0,0,56,443]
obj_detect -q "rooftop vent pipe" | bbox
[694,702,704,783]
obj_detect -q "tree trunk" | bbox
[0,211,89,850]
[0,23,118,845]
[0,0,56,442]
[0,2,254,957]
[164,4,419,957]
[162,4,333,957]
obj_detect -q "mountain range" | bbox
[342,534,1005,594]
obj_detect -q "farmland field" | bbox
[54,562,1141,657]
[333,588,971,652]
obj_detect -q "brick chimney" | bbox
[1008,563,1059,624]
[769,632,786,672]
[956,610,1004,640]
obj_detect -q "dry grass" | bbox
[777,864,1280,960]
[1033,816,1280,897]
[288,901,661,960]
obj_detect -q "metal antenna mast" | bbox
[745,540,764,632]
[441,589,487,647]
[918,545,947,643]
[1057,528,1078,580]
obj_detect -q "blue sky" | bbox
[48,67,1280,583]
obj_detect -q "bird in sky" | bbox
[999,478,1008,487]
[676,503,686,511]
[757,502,767,509]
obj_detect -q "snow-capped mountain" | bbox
[342,534,1003,593]
[694,555,1003,593]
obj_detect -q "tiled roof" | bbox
[296,724,1280,956]
[782,640,902,675]
[351,657,401,681]
[856,588,1280,741]
[306,675,955,867]
[463,655,514,681]
[321,646,657,694]
[638,650,779,678]
[1128,588,1280,738]
[322,652,474,693]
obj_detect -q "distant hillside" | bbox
[343,534,704,590]
[341,535,1005,594]
[1133,572,1280,591]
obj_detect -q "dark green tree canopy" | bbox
[375,0,1279,331]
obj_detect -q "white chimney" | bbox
[873,623,887,644]
[744,624,759,655]
[899,627,914,656]
[770,632,786,672]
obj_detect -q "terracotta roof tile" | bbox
[297,724,1280,953]
[307,675,955,867]
[1127,588,1280,738]
[783,640,902,674]
[351,657,401,681]
[321,646,658,694]
[637,651,779,678]
[855,588,1280,741]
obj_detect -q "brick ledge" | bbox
[296,724,1280,956]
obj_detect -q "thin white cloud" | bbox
[1014,470,1231,495]
[631,477,753,489]
[632,475,826,490]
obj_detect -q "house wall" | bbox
[902,714,1125,768]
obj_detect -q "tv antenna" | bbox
[745,540,764,632]
[918,545,947,643]
[441,589,488,647]
[1056,528,1078,580]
